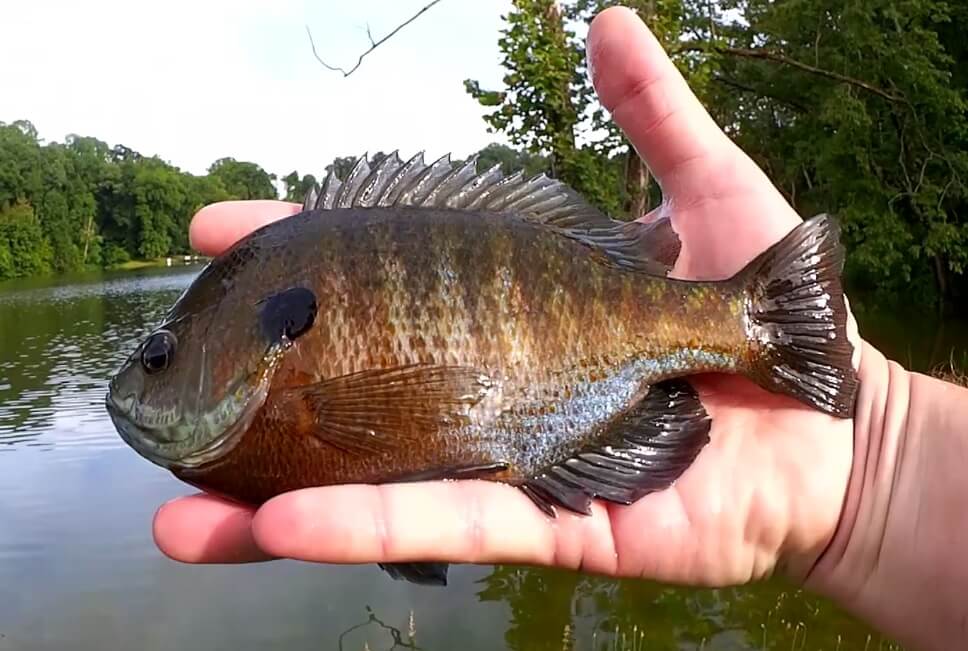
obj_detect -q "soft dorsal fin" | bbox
[302,151,681,275]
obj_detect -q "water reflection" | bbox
[336,607,421,651]
[474,567,905,650]
[0,267,198,451]
[0,265,958,650]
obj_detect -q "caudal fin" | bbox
[740,214,858,418]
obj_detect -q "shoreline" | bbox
[111,255,210,271]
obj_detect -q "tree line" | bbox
[4,0,968,313]
[0,121,283,278]
[0,120,547,282]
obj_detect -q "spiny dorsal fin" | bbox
[303,151,681,275]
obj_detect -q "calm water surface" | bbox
[1,266,964,651]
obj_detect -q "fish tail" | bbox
[738,214,858,418]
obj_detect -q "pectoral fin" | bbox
[520,379,711,517]
[271,364,494,456]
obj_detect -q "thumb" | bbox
[189,200,303,257]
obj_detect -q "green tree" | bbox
[0,121,292,279]
[282,171,318,202]
[187,174,232,211]
[470,0,968,310]
[465,0,621,211]
[0,121,43,207]
[0,200,52,278]
[132,159,190,259]
[36,144,84,272]
[475,142,550,177]
[677,0,968,310]
[65,134,114,266]
[207,157,277,200]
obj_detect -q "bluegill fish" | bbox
[106,151,858,585]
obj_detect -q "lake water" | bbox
[1,265,964,651]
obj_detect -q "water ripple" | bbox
[0,266,201,455]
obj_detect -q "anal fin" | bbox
[379,562,449,586]
[521,379,711,517]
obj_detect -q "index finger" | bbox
[189,200,303,257]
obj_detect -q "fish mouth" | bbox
[106,343,287,470]
[106,395,191,469]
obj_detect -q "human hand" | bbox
[153,7,865,587]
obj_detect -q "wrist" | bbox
[804,341,968,651]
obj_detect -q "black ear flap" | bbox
[259,287,317,343]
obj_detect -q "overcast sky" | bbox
[2,0,520,180]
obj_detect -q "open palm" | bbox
[153,8,860,587]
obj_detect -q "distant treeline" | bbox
[0,121,548,281]
[0,120,274,277]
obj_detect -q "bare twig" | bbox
[306,0,446,77]
[675,43,904,102]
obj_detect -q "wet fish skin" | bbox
[105,151,859,585]
[169,205,747,501]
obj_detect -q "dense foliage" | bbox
[0,123,546,282]
[0,121,278,277]
[467,0,968,311]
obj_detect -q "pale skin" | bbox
[154,8,968,651]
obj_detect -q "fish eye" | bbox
[141,330,177,375]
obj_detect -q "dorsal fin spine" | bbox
[357,151,403,208]
[381,151,426,207]
[456,163,504,210]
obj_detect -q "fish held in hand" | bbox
[106,151,859,586]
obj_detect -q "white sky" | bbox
[1,0,517,182]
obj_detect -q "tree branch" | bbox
[675,43,904,102]
[306,0,446,77]
[712,75,808,113]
